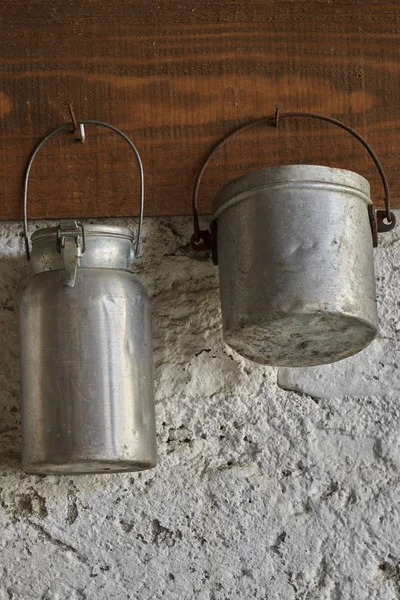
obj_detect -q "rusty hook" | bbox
[67,103,85,143]
[274,103,281,128]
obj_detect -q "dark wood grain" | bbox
[0,0,400,221]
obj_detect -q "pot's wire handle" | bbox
[23,120,144,261]
[191,109,395,251]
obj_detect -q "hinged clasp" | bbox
[57,221,86,287]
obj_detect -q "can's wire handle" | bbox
[191,109,396,251]
[23,120,144,261]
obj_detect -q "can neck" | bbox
[30,223,136,284]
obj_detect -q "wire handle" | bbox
[191,110,396,250]
[23,120,144,261]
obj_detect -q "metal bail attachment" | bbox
[190,108,396,254]
[57,221,86,287]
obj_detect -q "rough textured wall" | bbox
[0,215,399,600]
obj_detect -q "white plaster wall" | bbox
[0,215,399,600]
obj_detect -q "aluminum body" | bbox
[212,165,378,367]
[20,224,156,474]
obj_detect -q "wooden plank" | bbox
[0,0,400,221]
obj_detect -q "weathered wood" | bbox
[0,0,399,220]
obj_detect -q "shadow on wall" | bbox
[0,216,273,478]
[0,219,227,476]
[277,229,400,399]
[277,334,400,399]
[0,249,30,474]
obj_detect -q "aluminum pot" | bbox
[191,112,396,368]
[212,164,378,367]
[20,121,156,474]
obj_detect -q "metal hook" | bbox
[68,103,86,143]
[68,103,77,132]
[79,123,86,143]
[274,103,281,128]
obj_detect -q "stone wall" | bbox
[0,215,398,599]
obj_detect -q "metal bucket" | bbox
[190,112,396,368]
[19,121,157,474]
[212,164,378,367]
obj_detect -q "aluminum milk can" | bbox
[20,121,157,474]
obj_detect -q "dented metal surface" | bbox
[20,225,157,474]
[212,165,379,367]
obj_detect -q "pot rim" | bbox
[212,164,371,218]
[31,223,134,244]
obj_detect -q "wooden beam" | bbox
[0,0,399,220]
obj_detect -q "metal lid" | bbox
[31,223,134,244]
[30,222,136,284]
[212,165,371,218]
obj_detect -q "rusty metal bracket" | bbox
[210,221,218,265]
[368,205,379,248]
[369,207,396,248]
[190,229,211,252]
[377,209,396,233]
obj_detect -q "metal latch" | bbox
[57,221,86,287]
